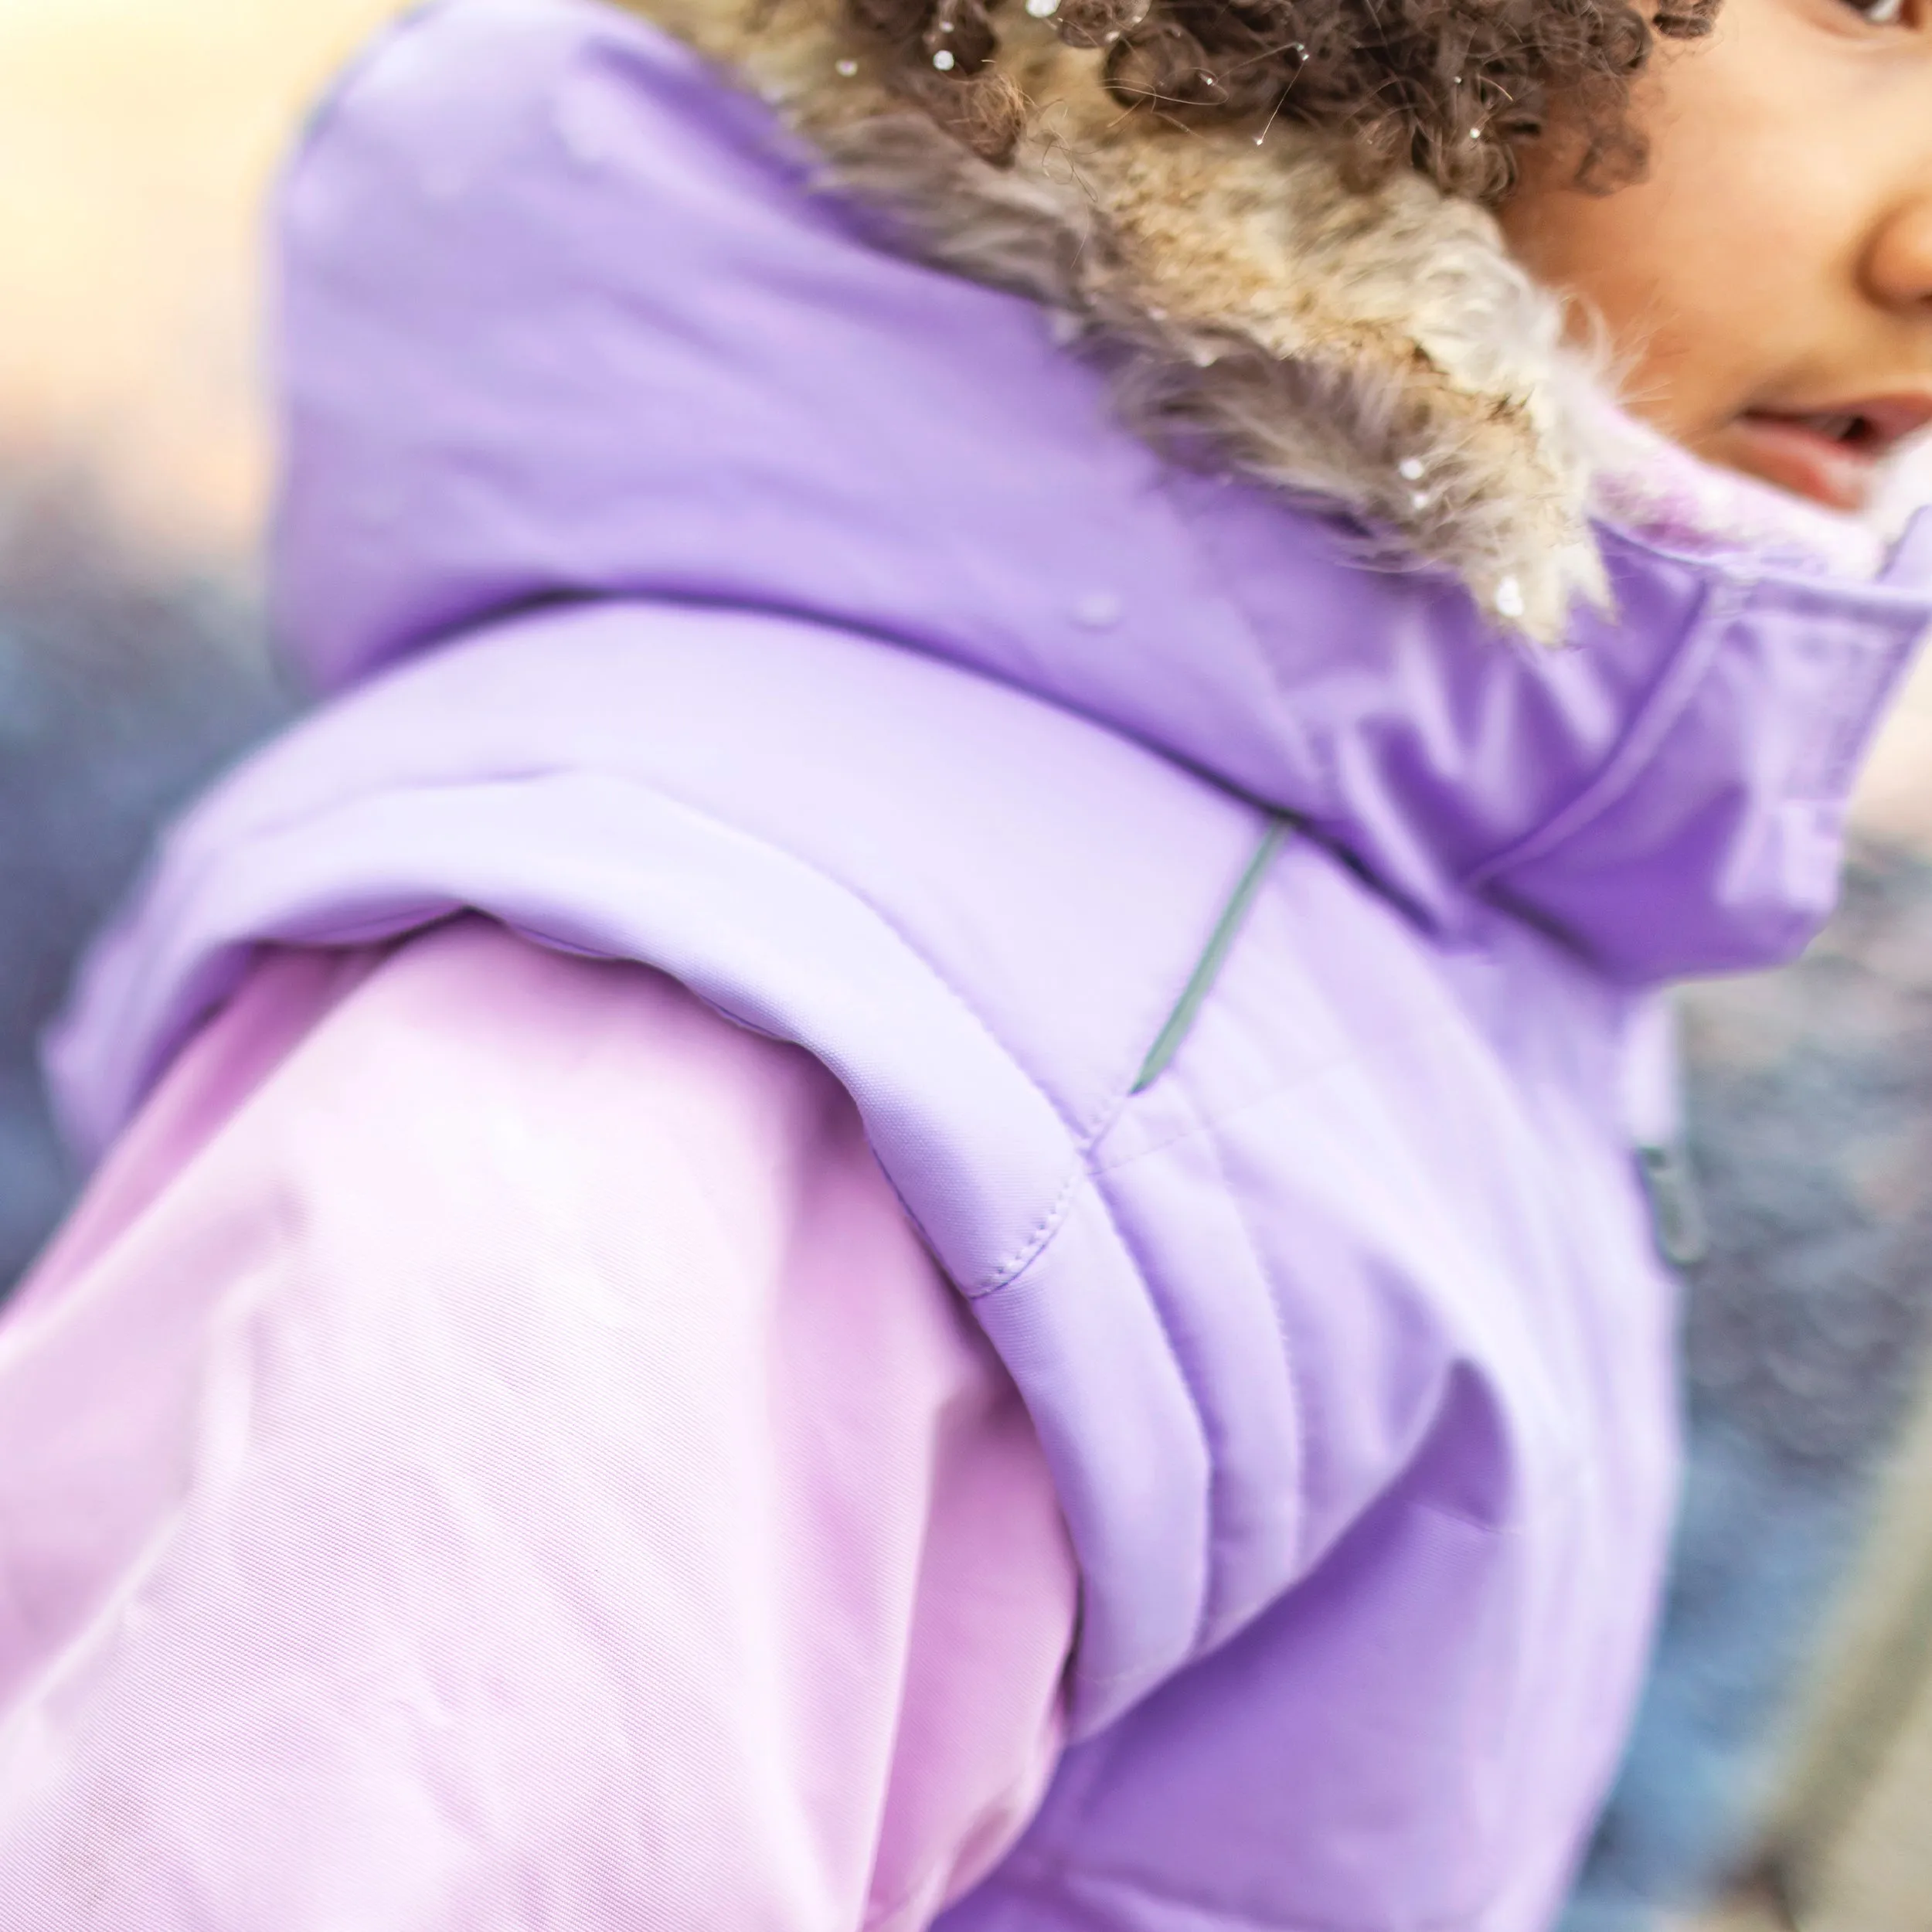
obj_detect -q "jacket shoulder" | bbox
[55,598,1269,1264]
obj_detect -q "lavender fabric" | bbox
[44,0,1932,1924]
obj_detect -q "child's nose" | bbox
[1866,182,1932,319]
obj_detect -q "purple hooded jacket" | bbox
[46,0,1932,1924]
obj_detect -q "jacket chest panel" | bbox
[1054,838,1682,1927]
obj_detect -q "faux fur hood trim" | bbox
[620,0,1609,638]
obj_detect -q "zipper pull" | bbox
[1634,1141,1709,1270]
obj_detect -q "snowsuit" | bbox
[8,0,1932,1925]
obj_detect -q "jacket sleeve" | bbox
[0,917,1075,1928]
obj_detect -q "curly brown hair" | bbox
[847,0,1719,200]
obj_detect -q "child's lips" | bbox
[1729,397,1932,514]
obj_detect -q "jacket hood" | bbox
[274,0,1932,982]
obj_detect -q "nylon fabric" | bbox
[37,2,1932,1925]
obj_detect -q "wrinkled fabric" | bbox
[33,1,1932,1927]
[0,917,1076,1927]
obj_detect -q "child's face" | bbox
[1501,0,1932,513]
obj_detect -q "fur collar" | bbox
[621,0,1612,637]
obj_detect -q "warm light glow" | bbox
[0,0,407,553]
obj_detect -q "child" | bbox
[2,0,1929,1922]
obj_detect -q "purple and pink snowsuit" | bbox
[5,0,1932,1925]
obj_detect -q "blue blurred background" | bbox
[0,0,389,1268]
[0,473,287,1279]
[4,5,1931,1924]
[1566,850,1932,1929]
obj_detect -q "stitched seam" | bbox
[976,1158,1086,1294]
[149,692,1231,1663]
[1099,1061,1315,1655]
[209,764,1098,1274]
[532,770,1104,1290]
[1091,1005,1461,1179]
[971,1159,1221,1677]
[214,597,1265,1151]
[184,770,1223,1644]
[526,767,1104,1148]
[579,784,1227,1669]
[454,765,1273,1295]
[1187,1092,1311,1643]
[271,758,1168,1165]
[1076,1134,1230,1651]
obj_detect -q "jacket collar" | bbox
[633,0,1608,638]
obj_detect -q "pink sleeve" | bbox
[0,917,1076,1927]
